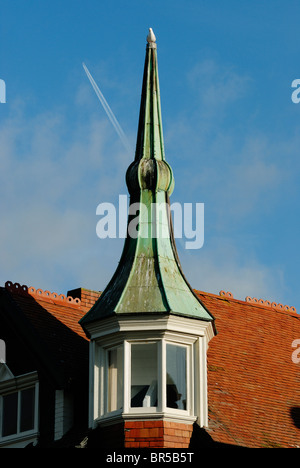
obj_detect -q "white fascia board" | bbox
[0,371,38,394]
[86,314,214,345]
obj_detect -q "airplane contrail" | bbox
[82,62,132,155]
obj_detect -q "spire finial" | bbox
[147,27,156,48]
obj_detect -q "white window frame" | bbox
[93,342,125,422]
[123,338,193,418]
[125,339,160,415]
[164,341,193,415]
[105,344,124,416]
[0,371,39,446]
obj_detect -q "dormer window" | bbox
[0,370,39,447]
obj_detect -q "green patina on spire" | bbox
[80,29,214,326]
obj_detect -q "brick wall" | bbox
[87,419,194,449]
[124,420,193,448]
[67,288,101,311]
[87,419,193,449]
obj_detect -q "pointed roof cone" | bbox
[133,27,168,165]
[80,29,215,329]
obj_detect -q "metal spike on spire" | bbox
[147,27,157,48]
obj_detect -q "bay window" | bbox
[87,314,213,430]
[95,336,197,423]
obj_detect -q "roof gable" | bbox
[0,362,14,382]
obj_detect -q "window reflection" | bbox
[131,343,157,408]
[166,344,187,410]
[1,387,36,437]
[20,388,35,432]
[2,393,18,437]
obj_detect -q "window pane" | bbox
[131,342,157,408]
[166,344,187,410]
[2,392,18,437]
[108,346,123,412]
[20,387,35,432]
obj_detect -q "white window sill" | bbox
[0,430,39,448]
[96,410,197,427]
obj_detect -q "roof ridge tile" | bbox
[5,281,81,308]
[245,296,297,315]
[194,289,297,316]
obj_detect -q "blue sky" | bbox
[0,0,299,313]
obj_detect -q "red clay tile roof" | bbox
[3,281,91,385]
[195,290,300,448]
[5,282,87,336]
[3,281,300,447]
[4,281,100,341]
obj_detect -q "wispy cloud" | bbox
[0,55,297,313]
[165,57,295,307]
[187,58,251,111]
[179,238,286,305]
[82,62,133,155]
[0,98,127,293]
